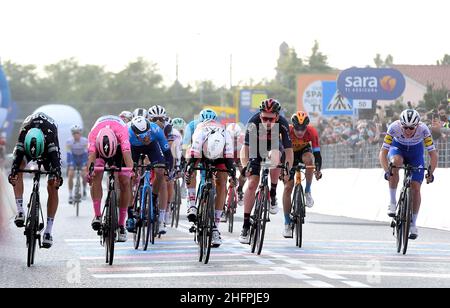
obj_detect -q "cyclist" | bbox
[8,112,63,249]
[127,116,174,235]
[239,99,293,244]
[379,109,437,240]
[87,115,134,242]
[220,122,246,222]
[172,117,188,198]
[133,108,148,119]
[185,120,236,247]
[282,111,322,238]
[66,125,88,204]
[119,111,133,124]
[184,109,218,217]
[147,105,176,233]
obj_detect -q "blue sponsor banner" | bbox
[337,67,406,100]
[322,81,353,116]
[0,66,11,109]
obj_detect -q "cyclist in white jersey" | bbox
[66,125,89,204]
[379,109,437,239]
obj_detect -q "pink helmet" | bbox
[96,127,118,159]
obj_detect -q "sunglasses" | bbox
[261,116,277,123]
[402,125,417,131]
[294,127,307,132]
[150,117,166,123]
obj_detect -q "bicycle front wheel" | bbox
[293,184,305,248]
[27,192,39,267]
[105,191,118,266]
[256,186,269,255]
[402,188,413,255]
[144,189,155,250]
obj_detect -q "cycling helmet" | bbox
[291,111,310,130]
[148,105,167,119]
[260,98,281,114]
[130,116,150,136]
[95,127,118,159]
[133,108,148,119]
[400,109,420,127]
[172,118,186,131]
[199,108,217,122]
[226,123,242,138]
[70,124,83,134]
[24,128,45,159]
[119,111,133,123]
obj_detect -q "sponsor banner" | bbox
[337,67,406,100]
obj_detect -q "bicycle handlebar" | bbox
[17,169,58,175]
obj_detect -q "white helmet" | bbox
[400,109,420,127]
[71,124,83,134]
[130,116,150,135]
[148,105,167,119]
[133,108,148,119]
[119,111,133,122]
[226,123,242,138]
[203,128,226,160]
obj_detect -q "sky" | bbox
[1,0,449,87]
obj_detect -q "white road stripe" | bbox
[342,281,371,288]
[305,280,335,288]
[93,270,280,279]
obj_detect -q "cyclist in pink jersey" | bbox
[87,115,134,242]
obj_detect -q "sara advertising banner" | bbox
[337,67,406,100]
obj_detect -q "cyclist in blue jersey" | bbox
[380,109,437,240]
[66,125,89,204]
[126,116,174,234]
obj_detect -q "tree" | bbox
[437,54,450,65]
[419,84,449,111]
[373,54,394,68]
[275,42,307,90]
[307,41,332,73]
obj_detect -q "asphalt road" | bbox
[1,178,450,288]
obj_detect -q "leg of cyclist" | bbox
[282,177,294,238]
[165,179,175,229]
[118,174,131,242]
[269,150,282,215]
[67,166,75,204]
[213,167,228,247]
[302,151,315,208]
[388,154,403,217]
[12,160,27,227]
[44,172,60,248]
[186,171,198,221]
[90,158,105,231]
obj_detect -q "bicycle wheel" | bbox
[228,189,236,234]
[106,191,118,266]
[133,187,142,250]
[402,188,413,255]
[26,193,39,267]
[174,180,182,228]
[293,184,305,248]
[74,173,81,217]
[202,188,215,264]
[256,186,269,255]
[250,193,262,254]
[396,192,404,254]
[144,189,155,250]
[197,188,206,262]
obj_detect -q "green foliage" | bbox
[437,54,450,66]
[373,54,394,68]
[419,85,449,111]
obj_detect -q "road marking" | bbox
[305,280,335,288]
[270,267,312,280]
[342,281,371,288]
[92,270,280,279]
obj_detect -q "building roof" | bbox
[392,65,450,89]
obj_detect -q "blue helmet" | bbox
[199,109,217,122]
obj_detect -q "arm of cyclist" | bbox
[426,150,438,184]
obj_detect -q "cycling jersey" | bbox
[12,112,61,171]
[170,128,183,166]
[66,137,88,168]
[183,119,201,148]
[244,112,292,156]
[190,121,234,159]
[382,120,435,152]
[88,115,131,154]
[129,120,173,168]
[289,125,320,153]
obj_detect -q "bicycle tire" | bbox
[396,192,404,254]
[402,188,413,255]
[144,189,154,250]
[27,192,39,267]
[227,187,236,234]
[293,184,305,248]
[197,188,206,262]
[174,179,182,228]
[133,187,142,250]
[106,190,118,266]
[257,186,269,255]
[202,187,215,264]
[74,171,81,217]
[250,193,261,254]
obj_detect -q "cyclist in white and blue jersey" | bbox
[379,109,437,240]
[66,125,88,204]
[126,116,174,234]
